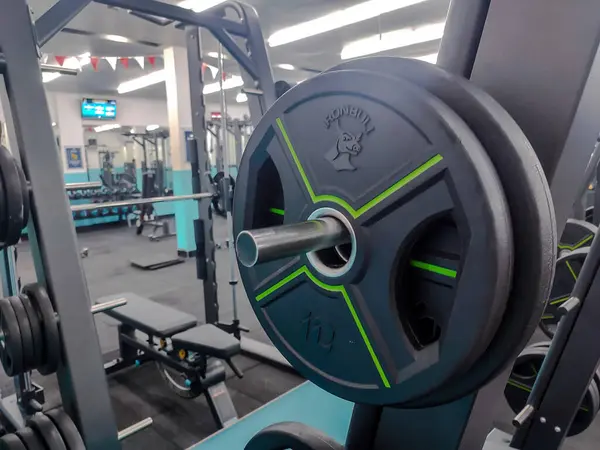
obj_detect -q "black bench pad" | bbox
[96,293,197,338]
[172,324,240,359]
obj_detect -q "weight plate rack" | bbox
[505,342,600,436]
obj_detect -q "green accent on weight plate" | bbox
[269,208,285,216]
[255,265,391,388]
[565,261,578,281]
[550,295,570,306]
[275,117,443,219]
[558,234,594,251]
[541,314,554,320]
[410,260,457,279]
[507,379,589,412]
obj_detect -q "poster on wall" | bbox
[65,146,83,169]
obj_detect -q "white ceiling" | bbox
[32,0,451,102]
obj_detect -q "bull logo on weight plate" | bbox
[324,105,375,171]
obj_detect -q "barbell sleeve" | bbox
[91,298,127,315]
[236,217,350,268]
[70,192,213,212]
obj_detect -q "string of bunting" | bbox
[47,54,221,79]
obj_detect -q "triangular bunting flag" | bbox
[105,57,117,70]
[222,70,227,81]
[55,56,66,66]
[147,56,156,67]
[119,57,129,69]
[207,64,218,79]
[134,56,145,69]
[90,57,99,71]
[201,63,207,76]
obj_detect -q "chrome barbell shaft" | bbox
[65,181,102,191]
[91,298,127,314]
[236,217,350,268]
[118,417,153,440]
[70,193,213,212]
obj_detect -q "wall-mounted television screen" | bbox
[81,98,117,120]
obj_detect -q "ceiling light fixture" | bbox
[117,70,166,94]
[130,128,135,133]
[413,52,438,64]
[206,52,228,59]
[341,22,445,60]
[104,34,130,43]
[179,0,226,12]
[94,124,121,133]
[146,124,160,131]
[52,122,57,127]
[42,72,61,83]
[268,0,429,47]
[236,92,248,103]
[203,75,244,95]
[277,64,295,71]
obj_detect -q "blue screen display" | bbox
[81,98,117,119]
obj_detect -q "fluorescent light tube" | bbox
[341,22,445,60]
[146,124,160,131]
[94,124,121,132]
[269,0,429,47]
[117,70,166,94]
[203,75,244,95]
[104,34,130,43]
[236,92,248,103]
[277,64,295,71]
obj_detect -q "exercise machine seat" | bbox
[171,324,240,359]
[96,293,197,338]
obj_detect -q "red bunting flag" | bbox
[201,62,207,76]
[119,57,129,69]
[55,56,66,66]
[90,57,100,71]
[147,56,156,67]
[222,71,227,81]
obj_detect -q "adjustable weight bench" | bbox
[97,292,242,429]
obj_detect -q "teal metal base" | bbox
[191,382,353,450]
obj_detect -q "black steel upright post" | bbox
[186,26,219,325]
[0,1,119,448]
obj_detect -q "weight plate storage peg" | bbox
[505,344,600,436]
[234,68,514,405]
[327,56,557,407]
[539,247,588,338]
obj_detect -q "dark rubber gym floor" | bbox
[3,217,600,449]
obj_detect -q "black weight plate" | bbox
[244,422,343,450]
[0,162,6,248]
[46,410,85,450]
[327,57,556,407]
[14,161,29,229]
[19,294,43,370]
[234,69,513,405]
[0,297,23,376]
[15,428,46,450]
[559,218,596,256]
[8,296,34,372]
[22,284,60,375]
[539,248,588,339]
[0,434,26,450]
[0,146,24,247]
[27,414,67,450]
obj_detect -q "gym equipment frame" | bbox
[0,0,276,448]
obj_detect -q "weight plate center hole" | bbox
[307,208,357,278]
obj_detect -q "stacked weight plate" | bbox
[0,409,85,450]
[0,283,60,376]
[234,57,556,406]
[0,145,29,249]
[505,342,600,436]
